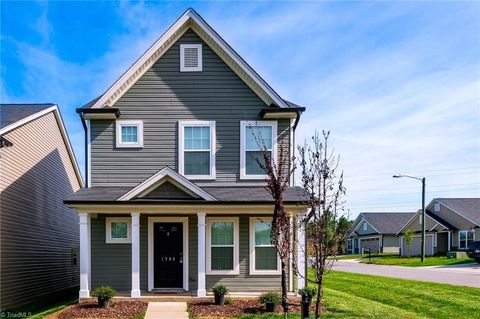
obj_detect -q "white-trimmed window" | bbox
[249,217,280,275]
[347,238,352,251]
[459,230,474,249]
[180,44,202,72]
[434,203,440,212]
[116,120,143,148]
[363,222,368,231]
[106,217,131,243]
[206,217,239,275]
[240,121,277,179]
[419,215,423,225]
[178,121,215,179]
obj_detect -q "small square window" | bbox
[116,120,143,148]
[180,44,202,72]
[106,217,131,243]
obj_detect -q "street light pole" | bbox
[393,174,426,263]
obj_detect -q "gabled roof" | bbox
[0,104,55,130]
[82,8,295,110]
[0,104,84,187]
[349,212,416,236]
[117,167,216,201]
[431,198,480,226]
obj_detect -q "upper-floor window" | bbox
[434,203,440,212]
[363,222,368,231]
[116,120,143,148]
[180,44,202,72]
[178,121,215,179]
[240,121,277,180]
[459,230,474,249]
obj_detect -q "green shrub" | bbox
[212,284,229,296]
[92,285,116,299]
[259,291,281,305]
[298,286,317,298]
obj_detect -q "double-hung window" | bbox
[106,217,131,244]
[249,217,280,275]
[179,121,215,179]
[347,238,352,251]
[240,121,277,179]
[116,120,143,148]
[206,217,239,275]
[459,230,474,249]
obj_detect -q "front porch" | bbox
[78,212,307,299]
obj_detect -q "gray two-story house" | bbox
[65,9,308,299]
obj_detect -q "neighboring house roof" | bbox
[433,198,480,226]
[425,210,457,230]
[65,185,308,204]
[0,104,84,187]
[79,8,301,111]
[349,212,416,236]
[0,104,55,129]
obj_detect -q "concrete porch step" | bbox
[144,302,188,319]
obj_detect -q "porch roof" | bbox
[65,185,309,205]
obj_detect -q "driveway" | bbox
[331,260,480,288]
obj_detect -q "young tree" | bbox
[297,131,347,319]
[404,228,414,258]
[251,125,296,318]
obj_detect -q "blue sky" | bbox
[2,1,479,217]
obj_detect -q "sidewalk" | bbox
[144,302,188,319]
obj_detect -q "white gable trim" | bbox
[352,217,381,234]
[90,8,288,109]
[117,167,216,201]
[0,105,84,188]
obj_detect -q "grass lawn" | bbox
[360,255,475,267]
[25,298,77,319]
[237,270,480,319]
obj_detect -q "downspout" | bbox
[79,113,88,188]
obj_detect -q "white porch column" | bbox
[79,213,90,298]
[296,214,306,291]
[197,213,207,297]
[131,213,141,298]
[288,216,294,292]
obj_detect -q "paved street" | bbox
[331,260,480,288]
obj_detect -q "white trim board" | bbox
[89,8,289,110]
[0,105,84,188]
[117,167,216,201]
[147,216,189,291]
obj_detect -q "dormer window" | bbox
[178,121,215,179]
[116,120,143,148]
[180,44,202,72]
[434,203,440,212]
[363,222,367,231]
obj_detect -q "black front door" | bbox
[153,222,183,288]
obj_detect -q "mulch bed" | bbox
[58,301,147,319]
[189,298,320,318]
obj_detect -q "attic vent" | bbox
[180,44,202,72]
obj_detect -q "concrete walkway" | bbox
[144,302,188,319]
[332,259,480,288]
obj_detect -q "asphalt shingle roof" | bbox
[65,185,309,204]
[0,104,55,129]
[360,212,416,234]
[436,198,480,225]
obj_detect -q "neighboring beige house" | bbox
[346,212,416,254]
[0,104,84,311]
[399,198,480,256]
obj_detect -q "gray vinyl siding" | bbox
[91,214,282,292]
[356,221,378,236]
[90,29,291,187]
[0,112,81,310]
[91,215,131,291]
